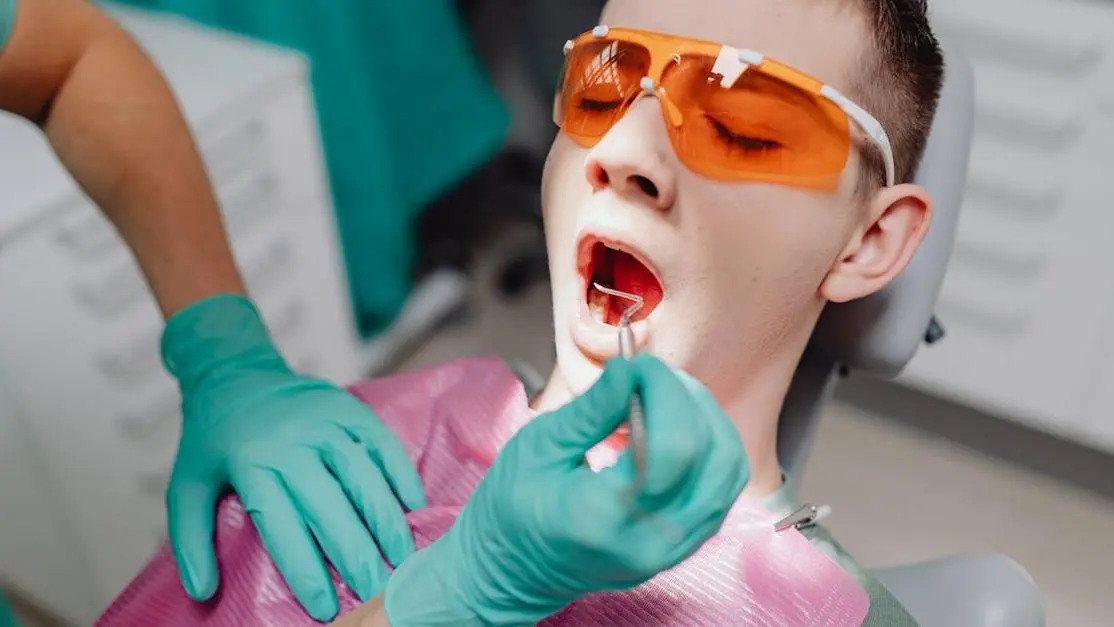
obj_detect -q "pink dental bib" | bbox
[96,357,869,626]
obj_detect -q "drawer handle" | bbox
[268,299,309,346]
[97,330,163,386]
[54,208,122,261]
[222,173,280,239]
[936,296,1031,336]
[243,238,296,291]
[950,207,1050,279]
[137,469,172,498]
[950,238,1046,280]
[964,158,1064,217]
[937,277,1033,336]
[974,101,1084,152]
[202,119,266,186]
[1099,93,1114,118]
[117,392,180,443]
[72,263,149,318]
[935,15,1102,75]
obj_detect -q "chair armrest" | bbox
[871,553,1044,627]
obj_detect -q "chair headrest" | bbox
[812,43,975,377]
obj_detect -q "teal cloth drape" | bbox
[108,0,509,336]
[0,591,17,627]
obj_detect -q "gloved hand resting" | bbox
[162,295,426,622]
[383,354,750,625]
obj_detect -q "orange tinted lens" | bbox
[662,54,850,187]
[557,39,650,146]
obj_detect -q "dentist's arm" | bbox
[0,0,243,316]
[330,597,389,627]
[0,2,426,621]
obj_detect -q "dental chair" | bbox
[779,45,1045,627]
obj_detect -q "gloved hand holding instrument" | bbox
[592,283,649,501]
[163,295,427,622]
[383,352,751,625]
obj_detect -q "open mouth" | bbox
[579,238,665,326]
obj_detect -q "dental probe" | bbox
[591,283,648,501]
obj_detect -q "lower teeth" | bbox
[588,289,610,323]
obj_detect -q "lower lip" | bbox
[570,279,654,362]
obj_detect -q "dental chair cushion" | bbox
[812,42,975,376]
[872,554,1045,627]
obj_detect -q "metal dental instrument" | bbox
[592,283,648,500]
[774,503,832,533]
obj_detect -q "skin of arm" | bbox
[328,595,389,627]
[0,0,245,318]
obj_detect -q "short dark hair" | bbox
[851,0,944,188]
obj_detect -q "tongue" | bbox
[611,252,663,321]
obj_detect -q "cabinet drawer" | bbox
[116,390,180,447]
[900,0,1114,436]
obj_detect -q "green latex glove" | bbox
[384,355,750,625]
[162,295,426,622]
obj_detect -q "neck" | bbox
[534,346,806,500]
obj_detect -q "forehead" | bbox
[600,0,869,93]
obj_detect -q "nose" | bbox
[583,101,677,211]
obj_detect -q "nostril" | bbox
[587,161,610,188]
[632,175,659,199]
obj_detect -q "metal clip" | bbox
[774,503,831,532]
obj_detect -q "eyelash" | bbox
[706,117,781,152]
[571,98,783,156]
[576,98,623,112]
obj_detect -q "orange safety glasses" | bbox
[555,26,896,190]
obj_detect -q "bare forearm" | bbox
[44,19,245,317]
[0,0,244,318]
[329,595,390,627]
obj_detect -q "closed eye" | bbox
[707,116,782,152]
[577,98,624,112]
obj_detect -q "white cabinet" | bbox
[0,7,365,624]
[898,0,1114,450]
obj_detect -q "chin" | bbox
[554,341,605,400]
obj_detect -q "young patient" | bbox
[98,0,943,624]
[525,1,940,621]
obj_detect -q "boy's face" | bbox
[541,0,930,401]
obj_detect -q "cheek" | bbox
[541,141,593,284]
[672,189,852,350]
[702,191,849,279]
[841,148,867,192]
[542,142,591,240]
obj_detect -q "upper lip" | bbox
[575,231,663,291]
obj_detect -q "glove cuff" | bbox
[384,545,483,626]
[385,537,567,626]
[160,294,287,391]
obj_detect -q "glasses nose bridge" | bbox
[641,48,685,125]
[636,73,684,128]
